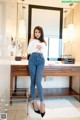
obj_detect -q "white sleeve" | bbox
[27,40,33,54]
[43,45,48,64]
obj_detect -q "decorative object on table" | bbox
[15,56,21,61]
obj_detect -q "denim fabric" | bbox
[28,52,45,101]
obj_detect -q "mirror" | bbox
[28,5,63,60]
[18,4,75,61]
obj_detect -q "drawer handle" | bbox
[53,69,57,71]
[19,68,27,71]
[71,69,75,71]
[64,69,75,71]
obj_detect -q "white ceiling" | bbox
[17,0,77,9]
[16,0,77,15]
[4,0,77,11]
[1,0,77,9]
[4,0,77,15]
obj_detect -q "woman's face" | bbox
[34,29,41,39]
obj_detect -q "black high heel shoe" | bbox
[40,103,45,117]
[41,112,45,117]
[32,102,40,114]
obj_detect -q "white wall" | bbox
[17,76,69,89]
[0,59,10,93]
[0,1,11,109]
[0,1,6,56]
[6,1,17,39]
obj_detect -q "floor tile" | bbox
[16,110,27,116]
[7,110,16,115]
[7,115,15,120]
[15,116,28,120]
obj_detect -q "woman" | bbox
[27,26,47,117]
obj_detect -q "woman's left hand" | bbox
[36,45,42,50]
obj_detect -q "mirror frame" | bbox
[28,5,63,60]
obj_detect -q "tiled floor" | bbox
[7,100,27,120]
[6,97,80,120]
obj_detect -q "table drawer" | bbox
[44,66,63,72]
[11,65,29,72]
[63,67,80,73]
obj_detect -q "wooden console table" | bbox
[10,61,80,103]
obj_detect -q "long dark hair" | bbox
[33,26,46,44]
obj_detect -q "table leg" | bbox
[10,74,13,105]
[79,76,80,102]
[15,76,17,91]
[69,76,72,90]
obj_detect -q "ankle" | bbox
[40,101,44,106]
[40,101,45,113]
[32,100,37,104]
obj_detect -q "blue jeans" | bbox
[28,52,45,101]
